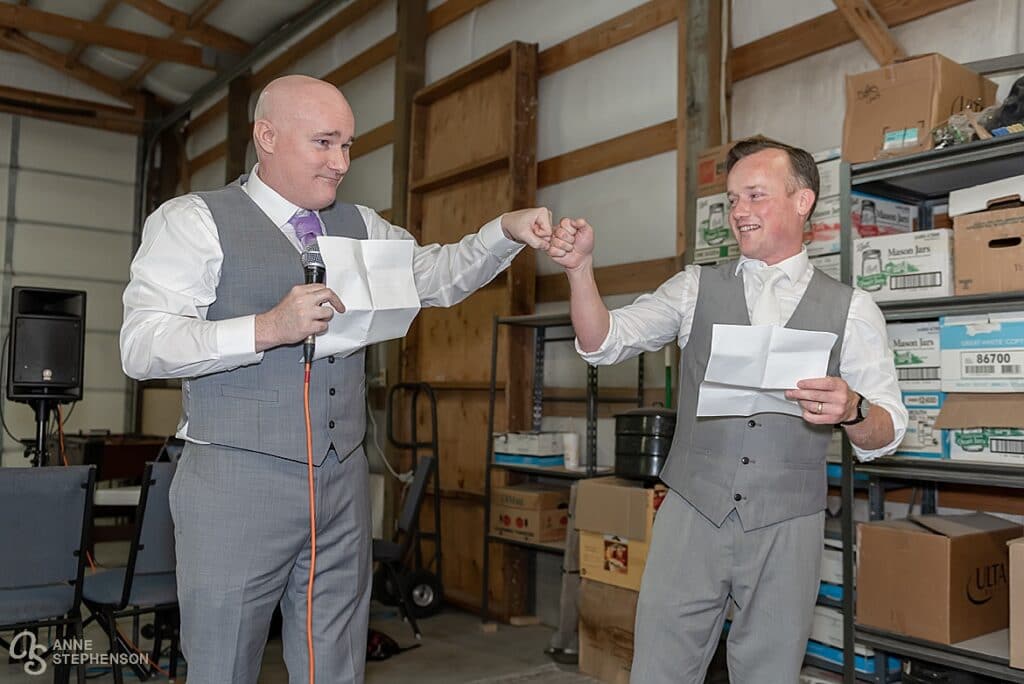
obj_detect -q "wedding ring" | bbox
[816,401,823,414]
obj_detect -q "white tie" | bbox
[750,267,786,326]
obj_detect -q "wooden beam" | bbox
[322,35,397,88]
[65,0,122,66]
[538,0,678,76]
[731,0,969,82]
[426,0,490,32]
[0,4,208,67]
[676,0,688,258]
[538,119,676,188]
[185,99,226,136]
[252,0,384,92]
[536,256,678,303]
[833,0,905,66]
[0,83,140,134]
[0,30,134,105]
[225,72,251,182]
[389,0,426,228]
[187,141,226,177]
[122,0,249,55]
[123,0,226,88]
[353,121,395,160]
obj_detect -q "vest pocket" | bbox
[220,385,280,403]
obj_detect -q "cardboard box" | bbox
[897,391,948,458]
[932,203,952,230]
[696,143,731,196]
[492,431,563,456]
[576,477,666,591]
[695,192,739,264]
[1009,537,1024,669]
[888,321,941,390]
[948,174,1024,296]
[490,503,568,543]
[805,195,841,257]
[843,54,997,163]
[853,230,953,302]
[856,513,1022,644]
[851,192,917,237]
[935,394,1024,465]
[939,312,1024,392]
[492,483,569,510]
[817,158,841,199]
[578,579,637,683]
[810,253,841,282]
[800,666,842,684]
[820,545,844,586]
[811,605,872,656]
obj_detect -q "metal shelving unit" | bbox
[479,313,642,621]
[838,134,1024,684]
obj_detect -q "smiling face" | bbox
[252,76,355,210]
[725,148,815,265]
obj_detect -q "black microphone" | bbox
[300,242,326,364]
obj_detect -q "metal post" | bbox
[586,365,598,475]
[532,327,545,432]
[480,316,501,621]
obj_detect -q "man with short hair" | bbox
[547,137,906,682]
[121,74,554,684]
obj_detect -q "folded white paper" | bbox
[310,237,421,360]
[696,324,838,417]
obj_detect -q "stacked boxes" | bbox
[887,322,947,458]
[804,158,842,257]
[949,174,1024,296]
[694,143,737,264]
[853,229,953,302]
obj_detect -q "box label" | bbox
[940,313,1024,392]
[851,193,916,237]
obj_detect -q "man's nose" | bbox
[328,148,349,173]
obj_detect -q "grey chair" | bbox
[0,464,96,684]
[82,461,179,683]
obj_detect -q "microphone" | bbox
[301,241,326,363]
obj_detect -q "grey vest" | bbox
[659,260,853,530]
[185,177,368,464]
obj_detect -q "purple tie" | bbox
[289,209,323,248]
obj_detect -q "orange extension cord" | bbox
[303,362,317,684]
[56,406,172,680]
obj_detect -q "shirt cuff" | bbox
[480,216,524,261]
[219,315,264,363]
[851,400,907,462]
[575,311,617,363]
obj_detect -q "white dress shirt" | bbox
[121,164,523,383]
[577,249,907,461]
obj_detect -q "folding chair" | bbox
[0,465,96,684]
[82,462,179,683]
[372,456,440,639]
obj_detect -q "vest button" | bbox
[733,493,742,502]
[329,420,336,429]
[329,388,336,396]
[328,356,336,364]
[741,457,750,465]
[747,420,756,428]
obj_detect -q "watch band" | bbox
[839,392,868,426]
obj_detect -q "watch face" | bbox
[858,396,870,419]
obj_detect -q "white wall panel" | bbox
[283,0,397,80]
[0,170,7,224]
[18,117,136,182]
[187,113,227,160]
[731,0,833,47]
[342,58,397,132]
[731,0,1022,151]
[0,51,126,108]
[537,151,676,273]
[190,158,227,193]
[13,224,133,282]
[426,0,649,84]
[537,23,676,160]
[15,171,134,231]
[0,114,11,162]
[83,332,129,391]
[336,144,393,212]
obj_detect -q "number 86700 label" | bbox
[960,351,1024,377]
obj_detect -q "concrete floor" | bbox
[3,542,591,684]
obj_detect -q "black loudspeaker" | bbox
[6,287,86,403]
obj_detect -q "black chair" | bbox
[372,456,441,639]
[82,461,180,683]
[0,465,96,684]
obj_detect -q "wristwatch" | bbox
[839,392,870,426]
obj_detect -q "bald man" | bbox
[121,75,554,684]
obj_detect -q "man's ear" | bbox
[796,188,816,218]
[253,119,275,155]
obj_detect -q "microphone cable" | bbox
[303,360,317,684]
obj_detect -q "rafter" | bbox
[833,0,905,66]
[0,30,135,105]
[0,83,141,134]
[121,0,249,55]
[0,4,209,67]
[66,0,122,66]
[123,0,227,89]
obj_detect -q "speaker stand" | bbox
[26,398,54,467]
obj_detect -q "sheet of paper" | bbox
[696,324,838,417]
[310,237,421,360]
